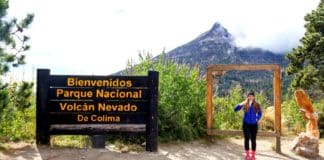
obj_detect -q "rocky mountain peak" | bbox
[164,21,285,69]
[195,22,233,44]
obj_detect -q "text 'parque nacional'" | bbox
[55,88,143,100]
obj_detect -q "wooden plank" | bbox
[146,71,158,152]
[49,112,147,124]
[48,101,149,112]
[206,68,213,132]
[49,75,149,88]
[274,68,282,153]
[212,70,225,76]
[50,124,146,135]
[207,64,280,71]
[207,129,278,137]
[48,88,149,100]
[36,69,50,145]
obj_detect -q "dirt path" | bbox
[1,137,323,160]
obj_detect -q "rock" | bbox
[291,132,319,158]
[158,149,169,156]
[120,146,129,153]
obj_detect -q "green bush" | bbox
[282,96,323,136]
[281,98,306,134]
[213,84,243,130]
[51,135,90,148]
[213,84,272,131]
[0,81,35,142]
[125,53,206,141]
[313,100,324,137]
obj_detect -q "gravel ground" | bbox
[0,137,323,160]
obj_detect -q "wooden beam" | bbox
[207,129,278,137]
[212,71,225,76]
[206,69,213,131]
[274,68,282,153]
[50,124,146,134]
[207,64,280,71]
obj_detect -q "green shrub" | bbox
[313,100,324,137]
[213,84,244,130]
[51,135,90,148]
[213,84,272,131]
[282,98,306,134]
[281,96,323,136]
[0,81,35,142]
[124,52,206,141]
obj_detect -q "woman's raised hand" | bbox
[240,99,248,106]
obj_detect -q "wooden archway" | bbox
[206,64,282,153]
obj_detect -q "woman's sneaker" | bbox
[251,151,256,160]
[245,150,250,160]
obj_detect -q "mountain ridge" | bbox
[163,22,287,72]
[158,22,290,99]
[119,22,290,99]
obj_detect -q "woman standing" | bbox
[234,91,262,160]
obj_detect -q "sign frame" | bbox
[206,64,282,153]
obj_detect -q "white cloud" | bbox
[6,0,320,80]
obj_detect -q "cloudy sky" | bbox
[6,0,320,81]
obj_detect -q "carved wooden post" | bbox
[273,67,281,153]
[206,67,213,134]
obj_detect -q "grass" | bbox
[49,135,145,152]
[50,135,90,148]
[0,142,9,151]
[109,140,145,152]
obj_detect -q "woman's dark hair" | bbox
[247,91,255,97]
[243,92,260,113]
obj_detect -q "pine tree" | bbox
[286,0,324,91]
[0,1,34,140]
[0,0,34,74]
[0,0,34,111]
